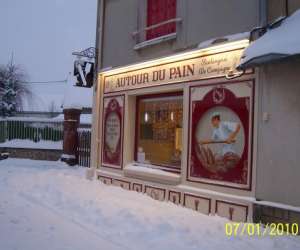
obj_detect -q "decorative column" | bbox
[61,108,81,166]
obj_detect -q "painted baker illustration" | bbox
[197,112,241,173]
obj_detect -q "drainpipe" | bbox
[96,0,105,73]
[88,0,105,179]
[285,0,289,16]
[249,0,268,42]
[253,0,268,205]
[259,0,268,27]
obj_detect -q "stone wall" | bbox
[253,204,300,234]
[1,147,62,161]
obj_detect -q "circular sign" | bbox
[195,106,245,173]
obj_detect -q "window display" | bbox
[136,93,183,169]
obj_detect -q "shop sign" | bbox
[104,49,244,93]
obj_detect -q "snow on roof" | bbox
[80,114,92,124]
[4,116,64,122]
[197,32,250,49]
[239,10,300,69]
[62,83,93,110]
[53,113,92,124]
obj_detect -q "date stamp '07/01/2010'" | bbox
[225,223,299,237]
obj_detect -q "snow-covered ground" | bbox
[0,159,299,250]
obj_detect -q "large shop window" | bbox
[146,0,177,40]
[136,93,183,170]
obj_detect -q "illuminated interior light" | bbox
[170,112,174,121]
[144,112,149,122]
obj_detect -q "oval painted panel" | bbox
[105,111,121,155]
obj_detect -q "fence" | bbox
[0,118,63,143]
[0,117,92,168]
[77,128,91,168]
[0,120,7,143]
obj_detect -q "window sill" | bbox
[124,163,181,185]
[133,32,177,51]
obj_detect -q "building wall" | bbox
[267,0,300,23]
[101,0,260,69]
[289,0,300,14]
[256,60,300,206]
[267,0,287,23]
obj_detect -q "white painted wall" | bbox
[256,60,300,206]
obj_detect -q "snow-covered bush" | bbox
[0,62,31,117]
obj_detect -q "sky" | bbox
[0,0,97,111]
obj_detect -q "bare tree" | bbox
[0,61,31,116]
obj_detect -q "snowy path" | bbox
[0,159,299,250]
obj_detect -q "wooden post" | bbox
[61,108,81,166]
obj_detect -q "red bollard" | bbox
[61,108,81,166]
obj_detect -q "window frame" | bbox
[133,0,181,49]
[146,0,177,41]
[134,91,183,172]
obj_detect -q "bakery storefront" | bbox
[96,39,256,222]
